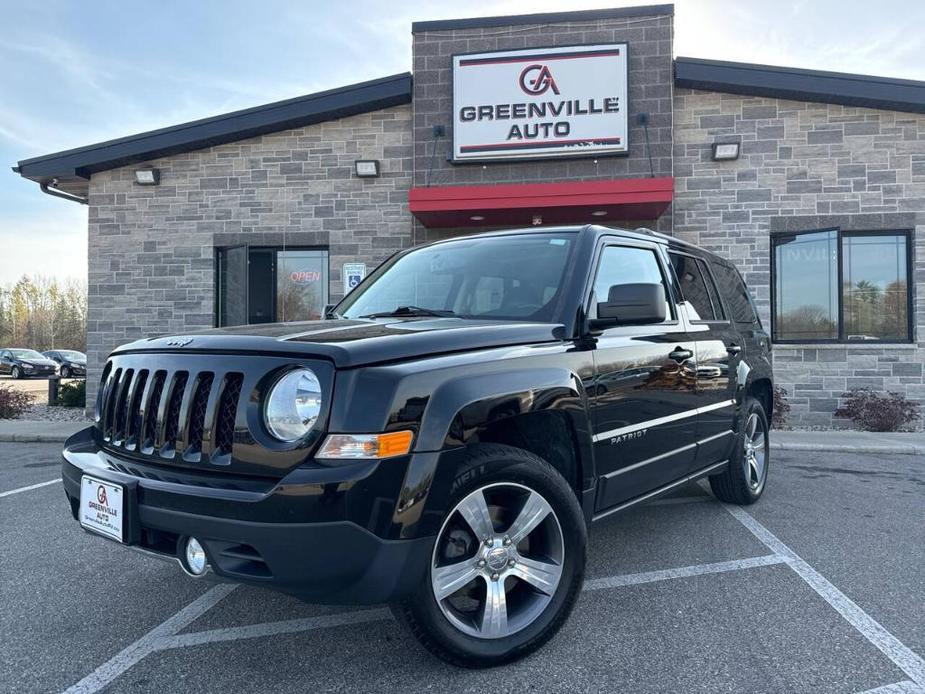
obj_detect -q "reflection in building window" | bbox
[773,230,909,342]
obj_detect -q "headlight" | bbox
[264,368,323,441]
[22,363,34,370]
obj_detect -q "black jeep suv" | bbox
[62,226,772,667]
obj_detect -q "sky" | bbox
[1,0,924,285]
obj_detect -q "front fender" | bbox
[390,368,595,539]
[416,367,595,483]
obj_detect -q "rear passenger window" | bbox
[669,253,724,321]
[710,262,759,324]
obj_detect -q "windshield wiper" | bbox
[361,305,456,319]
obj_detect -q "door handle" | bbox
[727,344,742,356]
[669,347,693,362]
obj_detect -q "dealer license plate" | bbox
[79,475,124,543]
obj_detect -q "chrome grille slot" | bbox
[161,371,189,455]
[141,370,166,453]
[124,369,148,451]
[112,369,134,443]
[102,367,123,441]
[185,372,214,458]
[214,373,243,458]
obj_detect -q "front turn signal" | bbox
[316,430,414,460]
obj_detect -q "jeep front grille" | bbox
[98,361,244,465]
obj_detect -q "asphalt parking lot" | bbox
[1,442,923,694]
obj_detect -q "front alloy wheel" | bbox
[11,366,21,379]
[393,444,586,668]
[431,483,564,639]
[60,366,70,378]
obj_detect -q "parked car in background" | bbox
[43,350,87,378]
[60,226,772,667]
[0,348,58,378]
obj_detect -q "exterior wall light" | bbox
[354,160,380,178]
[591,210,608,217]
[134,168,160,185]
[470,215,485,221]
[711,142,740,161]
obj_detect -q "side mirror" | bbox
[593,282,667,328]
[323,303,337,319]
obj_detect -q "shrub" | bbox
[56,380,87,408]
[835,388,920,432]
[771,385,790,429]
[0,384,33,419]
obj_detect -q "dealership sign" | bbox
[452,44,628,161]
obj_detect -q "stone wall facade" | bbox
[673,88,925,427]
[85,105,412,407]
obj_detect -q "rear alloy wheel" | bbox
[742,412,768,492]
[393,444,586,668]
[709,395,769,504]
[11,366,22,380]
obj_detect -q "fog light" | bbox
[184,537,208,576]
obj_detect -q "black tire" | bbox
[709,396,769,505]
[11,366,22,380]
[392,443,586,668]
[60,366,70,378]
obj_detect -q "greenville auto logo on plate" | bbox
[452,43,628,161]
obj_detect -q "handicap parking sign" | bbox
[343,263,366,294]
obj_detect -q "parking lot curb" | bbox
[771,441,925,456]
[0,433,73,443]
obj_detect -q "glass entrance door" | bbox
[217,245,247,327]
[276,250,328,322]
[217,247,329,326]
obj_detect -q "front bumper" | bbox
[61,427,434,604]
[23,365,56,376]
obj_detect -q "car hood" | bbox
[112,318,567,368]
[21,358,57,367]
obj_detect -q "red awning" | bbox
[408,177,673,228]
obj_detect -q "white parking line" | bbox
[154,557,786,652]
[718,500,925,689]
[60,552,786,691]
[0,478,59,498]
[62,583,237,694]
[856,681,925,694]
[584,554,787,591]
[58,495,925,693]
[158,607,392,650]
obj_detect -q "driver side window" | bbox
[591,245,672,321]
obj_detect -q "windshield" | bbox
[57,350,85,360]
[11,349,44,360]
[339,233,576,321]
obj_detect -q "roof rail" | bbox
[634,227,699,249]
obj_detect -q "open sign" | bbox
[290,271,321,284]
